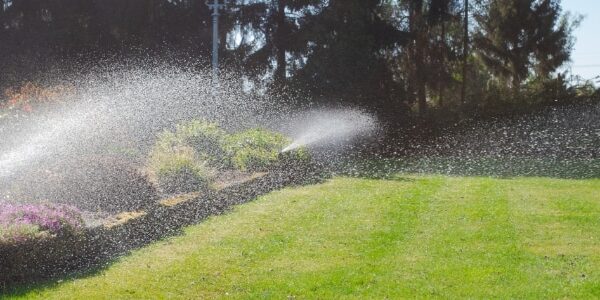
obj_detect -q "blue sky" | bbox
[561,0,600,80]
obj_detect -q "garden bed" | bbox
[0,164,322,288]
[0,118,323,288]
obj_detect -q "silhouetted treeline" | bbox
[0,0,597,126]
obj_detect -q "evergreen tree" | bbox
[474,0,576,92]
[290,0,408,117]
[226,0,321,84]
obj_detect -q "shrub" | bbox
[151,120,227,169]
[148,119,226,193]
[278,147,312,166]
[5,156,160,213]
[175,120,228,166]
[148,120,312,191]
[149,146,214,194]
[223,128,291,172]
[0,203,84,245]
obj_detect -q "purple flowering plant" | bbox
[0,202,84,244]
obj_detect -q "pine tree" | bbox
[227,0,321,84]
[474,0,576,93]
[291,0,407,112]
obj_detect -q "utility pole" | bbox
[206,0,228,75]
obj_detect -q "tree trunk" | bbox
[416,46,427,116]
[407,2,416,112]
[144,0,155,47]
[438,18,446,107]
[411,0,427,116]
[512,74,521,96]
[460,0,469,106]
[274,0,286,84]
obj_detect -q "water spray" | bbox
[278,109,377,153]
[281,142,300,153]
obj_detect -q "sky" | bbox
[561,0,600,81]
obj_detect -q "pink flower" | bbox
[0,203,84,244]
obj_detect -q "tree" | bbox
[291,0,408,117]
[227,0,321,85]
[391,0,461,113]
[0,0,582,124]
[474,0,576,93]
[460,0,468,104]
[428,0,459,107]
[408,0,428,115]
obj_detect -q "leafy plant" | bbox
[148,120,312,194]
[175,120,228,167]
[223,128,291,172]
[149,146,214,194]
[176,120,225,146]
[148,119,228,194]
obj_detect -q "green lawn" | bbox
[5,174,600,299]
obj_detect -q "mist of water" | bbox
[280,109,378,153]
[0,64,382,206]
[1,61,598,208]
[0,68,264,176]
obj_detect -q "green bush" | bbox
[278,146,312,166]
[148,119,227,193]
[148,120,312,192]
[152,120,227,168]
[224,128,300,172]
[149,146,214,194]
[174,120,228,167]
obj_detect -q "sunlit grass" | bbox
[5,175,600,299]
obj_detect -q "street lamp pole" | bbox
[206,0,228,75]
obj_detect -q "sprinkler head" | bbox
[278,147,300,161]
[281,142,299,153]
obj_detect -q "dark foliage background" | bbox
[0,0,597,130]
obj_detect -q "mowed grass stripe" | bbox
[386,177,531,298]
[244,177,446,299]
[506,178,600,298]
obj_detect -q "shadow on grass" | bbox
[342,157,600,180]
[0,228,182,297]
[341,170,417,182]
[0,232,182,297]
